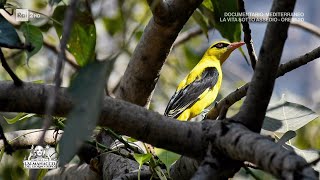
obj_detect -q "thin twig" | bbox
[206,46,320,120]
[238,0,258,70]
[290,20,320,37]
[43,40,80,69]
[0,48,23,86]
[104,128,142,154]
[40,0,78,145]
[0,125,14,154]
[173,27,203,48]
[250,16,320,38]
[0,42,33,52]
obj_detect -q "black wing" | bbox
[164,67,219,118]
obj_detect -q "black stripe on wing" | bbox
[164,67,219,118]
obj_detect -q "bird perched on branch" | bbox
[164,41,245,121]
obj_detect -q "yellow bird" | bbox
[164,41,245,121]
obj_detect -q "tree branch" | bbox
[238,0,258,69]
[101,153,150,179]
[170,156,199,179]
[191,143,241,180]
[0,82,317,178]
[0,82,73,116]
[115,0,204,107]
[146,0,170,25]
[201,120,317,179]
[234,0,296,132]
[206,45,320,120]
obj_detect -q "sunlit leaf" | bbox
[59,60,108,166]
[0,14,21,47]
[133,153,152,180]
[32,79,44,84]
[202,0,213,11]
[52,6,96,66]
[263,101,319,133]
[20,23,43,63]
[3,113,36,124]
[155,148,181,171]
[127,137,138,143]
[133,153,152,166]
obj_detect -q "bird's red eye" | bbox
[216,43,223,48]
[211,43,229,49]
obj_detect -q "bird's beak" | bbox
[227,42,245,51]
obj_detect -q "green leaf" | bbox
[32,79,44,84]
[262,100,319,133]
[103,16,124,36]
[192,10,209,40]
[3,113,36,124]
[127,137,138,143]
[202,0,213,11]
[52,6,96,66]
[134,30,143,41]
[133,153,152,180]
[59,60,108,166]
[210,0,241,42]
[0,14,21,47]
[20,23,43,63]
[133,153,152,167]
[155,148,181,170]
[36,169,48,180]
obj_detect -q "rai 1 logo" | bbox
[23,145,58,169]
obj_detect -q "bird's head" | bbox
[205,41,245,64]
